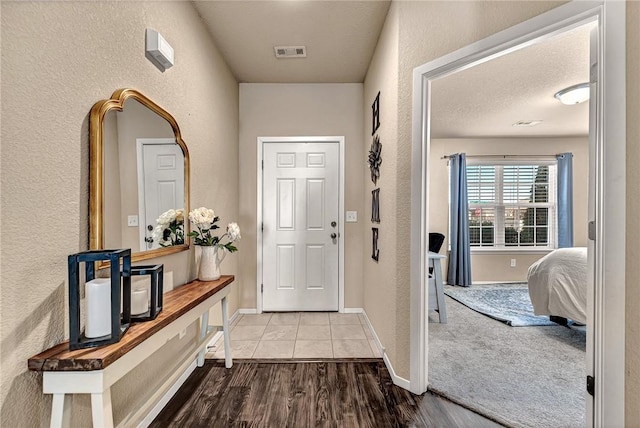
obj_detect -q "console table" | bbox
[28,275,234,428]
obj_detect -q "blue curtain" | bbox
[447,153,472,286]
[556,153,574,248]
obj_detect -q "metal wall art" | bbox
[371,188,380,223]
[371,91,380,135]
[372,228,380,262]
[368,135,382,185]
[370,91,382,262]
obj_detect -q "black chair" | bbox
[427,232,447,322]
[428,233,445,254]
[428,233,445,275]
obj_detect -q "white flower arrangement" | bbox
[187,207,240,252]
[152,208,185,247]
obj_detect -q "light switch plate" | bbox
[128,215,139,227]
[346,211,358,222]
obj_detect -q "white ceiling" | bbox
[193,0,391,83]
[430,23,593,138]
[192,1,591,138]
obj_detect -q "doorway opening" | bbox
[424,21,592,428]
[409,2,626,427]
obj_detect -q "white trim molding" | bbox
[360,310,409,389]
[138,360,197,428]
[410,2,625,427]
[256,136,346,313]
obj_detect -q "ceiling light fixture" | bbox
[554,82,590,105]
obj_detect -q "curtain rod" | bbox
[440,154,566,160]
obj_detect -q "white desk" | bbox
[29,276,234,428]
[428,252,447,323]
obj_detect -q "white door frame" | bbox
[257,136,346,313]
[409,2,625,427]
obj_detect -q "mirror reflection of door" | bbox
[262,141,340,311]
[136,139,185,251]
[102,96,187,255]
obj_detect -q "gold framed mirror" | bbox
[90,89,190,264]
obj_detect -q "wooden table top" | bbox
[28,275,234,372]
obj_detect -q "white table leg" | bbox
[90,389,114,428]
[433,259,447,323]
[197,310,210,367]
[50,393,72,428]
[222,296,232,368]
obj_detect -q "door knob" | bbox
[331,221,337,228]
[330,233,337,239]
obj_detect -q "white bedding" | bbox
[527,247,588,324]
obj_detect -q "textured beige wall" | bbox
[0,2,239,427]
[626,2,640,426]
[362,2,400,378]
[364,0,564,380]
[430,137,589,282]
[238,83,365,309]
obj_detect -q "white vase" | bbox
[198,246,226,281]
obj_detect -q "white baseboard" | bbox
[240,308,364,314]
[383,353,411,390]
[137,359,197,427]
[468,280,525,285]
[206,331,224,349]
[359,310,384,355]
[361,309,410,391]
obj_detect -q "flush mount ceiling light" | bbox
[554,82,590,105]
[512,120,543,127]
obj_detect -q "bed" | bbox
[527,247,588,325]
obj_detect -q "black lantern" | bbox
[130,264,164,322]
[68,249,131,350]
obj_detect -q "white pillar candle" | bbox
[131,288,149,316]
[85,278,112,339]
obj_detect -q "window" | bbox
[466,160,557,249]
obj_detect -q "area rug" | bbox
[444,283,555,327]
[429,296,586,428]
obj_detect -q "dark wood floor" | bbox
[151,360,503,427]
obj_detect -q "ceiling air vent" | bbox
[274,46,307,58]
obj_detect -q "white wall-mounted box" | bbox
[146,29,174,69]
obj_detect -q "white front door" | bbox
[262,141,340,311]
[137,139,185,251]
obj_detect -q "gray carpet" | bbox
[444,283,556,327]
[429,293,586,428]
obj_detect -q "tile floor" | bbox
[206,312,383,359]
